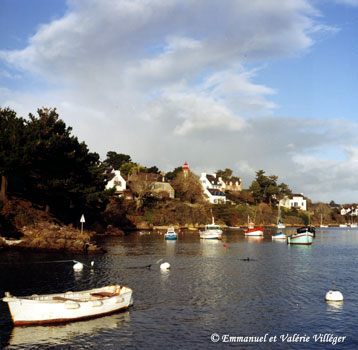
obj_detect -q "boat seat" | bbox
[90,292,118,298]
[53,296,81,302]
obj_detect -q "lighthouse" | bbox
[183,161,189,177]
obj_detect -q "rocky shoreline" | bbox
[0,221,105,254]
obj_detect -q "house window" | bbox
[162,184,165,190]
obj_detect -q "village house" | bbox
[105,169,126,194]
[218,177,242,192]
[200,173,226,204]
[340,206,358,216]
[279,194,307,211]
[128,173,175,199]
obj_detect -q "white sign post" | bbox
[80,214,85,234]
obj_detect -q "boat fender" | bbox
[325,290,344,302]
[65,301,80,309]
[114,296,124,304]
[91,300,103,307]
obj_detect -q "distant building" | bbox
[200,173,226,204]
[182,161,190,177]
[279,194,307,211]
[105,169,126,194]
[340,206,358,216]
[218,177,242,192]
[128,173,175,199]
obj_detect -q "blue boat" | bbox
[272,231,286,240]
[164,227,178,240]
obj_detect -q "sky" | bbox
[1,0,358,204]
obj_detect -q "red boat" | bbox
[244,216,264,236]
[244,227,264,236]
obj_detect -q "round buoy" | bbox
[73,262,84,271]
[325,290,344,302]
[160,262,171,270]
[223,243,227,247]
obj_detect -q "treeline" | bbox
[0,106,301,229]
[0,107,111,224]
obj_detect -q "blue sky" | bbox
[1,0,358,203]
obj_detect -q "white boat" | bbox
[319,214,328,228]
[244,216,264,236]
[276,206,285,229]
[287,226,315,245]
[199,217,223,239]
[2,285,133,326]
[350,223,358,228]
[272,231,287,240]
[164,227,178,240]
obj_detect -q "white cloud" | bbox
[2,0,357,203]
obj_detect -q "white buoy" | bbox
[73,261,84,271]
[325,290,344,302]
[160,262,171,270]
[91,261,95,267]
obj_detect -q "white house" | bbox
[341,206,358,216]
[200,173,226,204]
[106,170,126,194]
[279,194,307,211]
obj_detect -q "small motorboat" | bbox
[287,226,315,245]
[2,285,133,326]
[164,227,178,240]
[272,231,287,240]
[244,216,264,236]
[199,217,223,239]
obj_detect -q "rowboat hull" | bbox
[272,232,286,240]
[244,227,264,236]
[3,285,133,326]
[199,231,222,239]
[287,232,313,245]
[165,234,177,240]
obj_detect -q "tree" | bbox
[165,167,182,181]
[249,170,291,206]
[146,166,160,174]
[216,168,233,180]
[0,108,27,202]
[26,108,108,217]
[171,171,204,204]
[104,152,131,170]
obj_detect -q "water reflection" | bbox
[199,239,222,257]
[245,236,264,243]
[8,311,131,347]
[326,301,344,313]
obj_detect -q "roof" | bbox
[206,174,219,185]
[128,173,169,183]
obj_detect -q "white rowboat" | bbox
[2,285,133,326]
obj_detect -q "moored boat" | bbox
[2,285,133,326]
[276,206,286,229]
[199,217,223,239]
[287,226,315,245]
[244,216,264,236]
[164,227,178,240]
[272,231,287,240]
[319,214,328,228]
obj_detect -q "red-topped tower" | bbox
[183,161,189,177]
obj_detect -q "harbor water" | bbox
[0,228,358,349]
